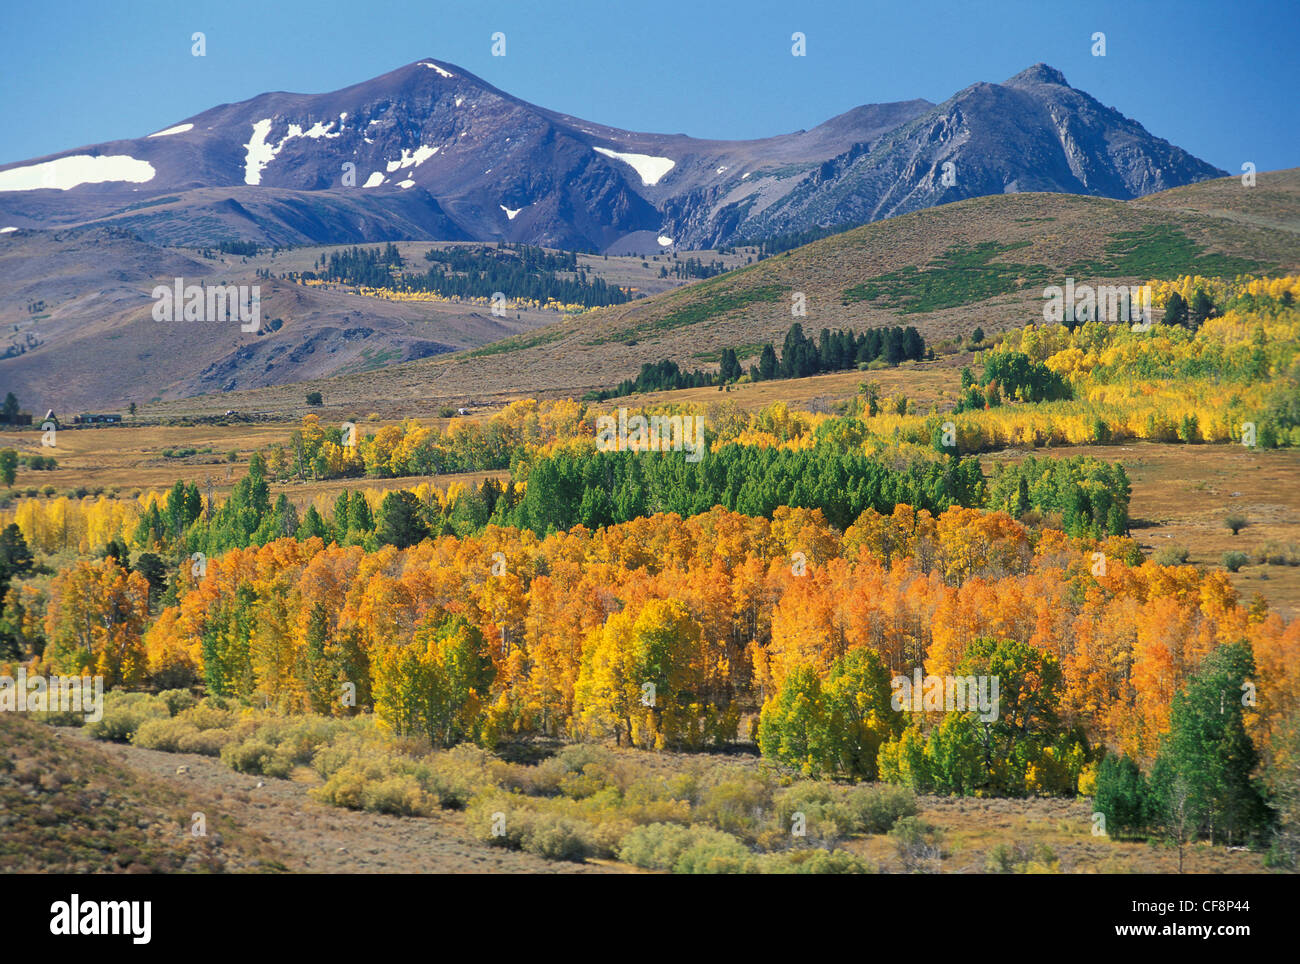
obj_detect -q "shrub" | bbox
[361,774,431,815]
[619,823,735,871]
[311,758,377,811]
[86,692,168,743]
[985,841,1060,874]
[673,833,756,874]
[758,847,873,874]
[890,816,945,873]
[1223,550,1249,573]
[309,737,366,781]
[177,701,236,732]
[843,785,919,834]
[176,726,234,755]
[773,783,852,839]
[1152,545,1191,566]
[1224,513,1247,536]
[424,744,500,808]
[220,737,292,778]
[159,689,198,717]
[468,796,596,862]
[697,775,774,841]
[306,392,323,406]
[131,713,231,755]
[531,745,624,800]
[312,756,436,816]
[1257,541,1300,566]
[134,717,198,752]
[270,717,349,769]
[524,814,596,861]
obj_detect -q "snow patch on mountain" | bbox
[657,235,673,246]
[244,117,345,184]
[593,146,675,186]
[385,146,438,173]
[500,204,525,220]
[0,154,155,192]
[286,120,341,141]
[363,171,385,188]
[149,123,194,138]
[243,119,277,185]
[422,62,454,79]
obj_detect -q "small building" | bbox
[72,413,122,425]
[456,407,471,417]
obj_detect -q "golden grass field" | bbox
[0,419,510,509]
[985,443,1300,618]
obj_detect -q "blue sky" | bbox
[1,0,1295,172]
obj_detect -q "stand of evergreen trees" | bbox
[985,454,1130,538]
[661,257,727,280]
[753,323,925,381]
[508,444,986,534]
[755,224,848,257]
[199,240,261,258]
[302,243,628,308]
[955,352,1072,412]
[1092,642,1270,852]
[128,440,1134,580]
[588,323,927,401]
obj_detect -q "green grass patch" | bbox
[465,328,566,358]
[843,240,1049,313]
[1065,224,1266,279]
[337,347,401,375]
[589,283,785,345]
[844,226,1269,314]
[694,341,767,363]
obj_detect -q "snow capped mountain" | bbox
[0,59,1224,251]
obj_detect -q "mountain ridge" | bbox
[0,58,1225,251]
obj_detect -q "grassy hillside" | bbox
[0,233,751,412]
[0,713,286,872]
[143,169,1300,421]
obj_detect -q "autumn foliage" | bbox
[9,501,1276,796]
